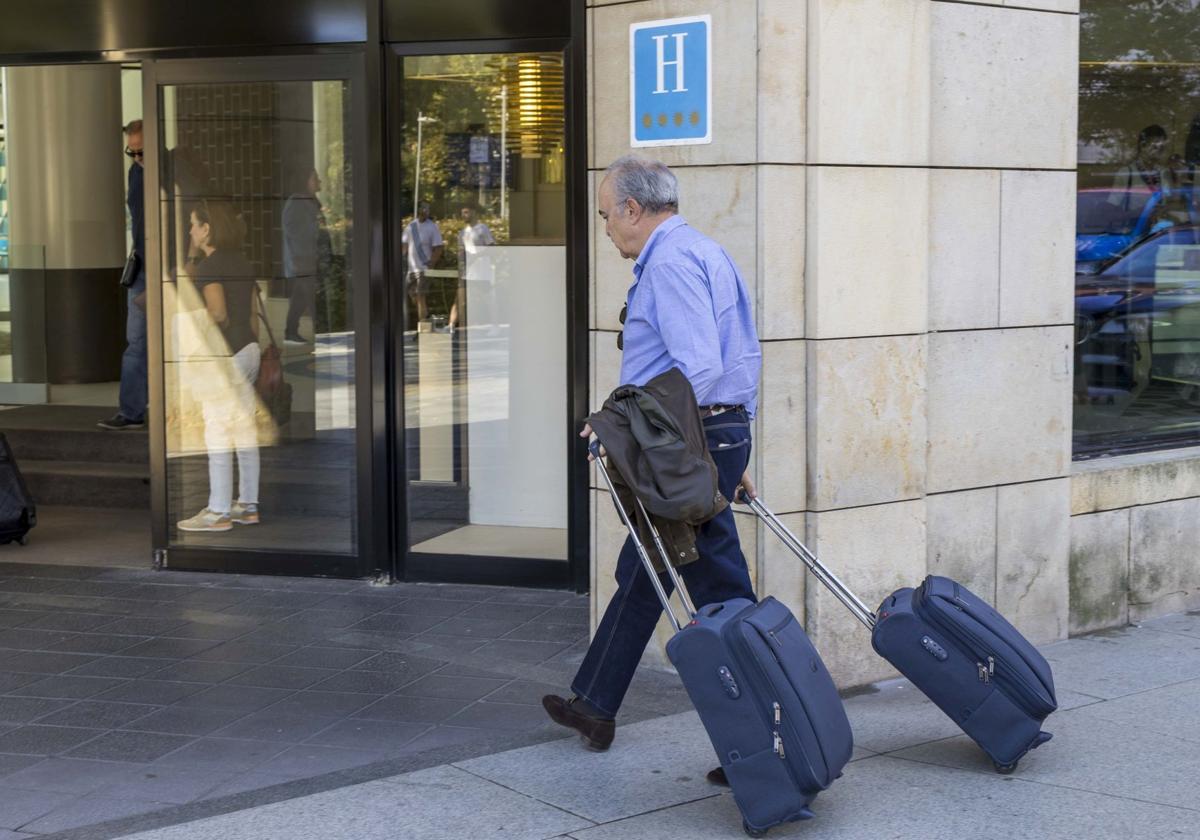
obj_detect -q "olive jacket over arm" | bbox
[588,367,728,571]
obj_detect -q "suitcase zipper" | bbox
[726,623,828,789]
[916,598,1050,718]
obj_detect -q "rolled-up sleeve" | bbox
[645,262,724,404]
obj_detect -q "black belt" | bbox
[699,404,742,418]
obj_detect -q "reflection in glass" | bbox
[401,53,568,562]
[1076,2,1200,457]
[160,79,356,553]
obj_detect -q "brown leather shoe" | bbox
[706,766,729,786]
[542,694,615,751]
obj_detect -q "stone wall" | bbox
[587,0,1085,688]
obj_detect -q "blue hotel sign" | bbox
[630,15,712,147]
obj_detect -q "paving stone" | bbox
[459,602,553,622]
[1043,628,1200,700]
[398,724,498,756]
[502,622,590,644]
[353,694,472,724]
[225,665,336,690]
[0,753,43,779]
[97,764,239,805]
[0,757,140,794]
[263,691,379,718]
[444,701,559,733]
[119,637,223,659]
[381,598,474,617]
[19,792,167,834]
[0,787,76,831]
[212,711,341,743]
[397,674,511,702]
[95,679,208,706]
[49,633,151,655]
[271,646,375,670]
[66,730,194,763]
[0,724,105,756]
[472,639,569,665]
[842,679,968,754]
[10,675,131,702]
[0,696,74,724]
[21,613,115,633]
[308,670,420,695]
[486,589,581,607]
[1062,678,1200,745]
[37,700,162,730]
[151,736,289,771]
[566,755,1200,840]
[457,711,718,824]
[146,660,251,683]
[350,651,446,676]
[0,672,49,694]
[221,744,388,783]
[0,651,98,674]
[176,684,294,713]
[121,706,250,737]
[404,634,492,657]
[188,642,296,665]
[482,680,563,706]
[346,612,448,634]
[305,718,427,752]
[68,656,172,679]
[96,617,192,637]
[892,708,1200,811]
[424,615,530,638]
[162,621,255,641]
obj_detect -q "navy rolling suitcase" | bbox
[590,441,853,838]
[745,497,1056,774]
[0,433,35,546]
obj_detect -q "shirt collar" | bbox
[632,215,687,279]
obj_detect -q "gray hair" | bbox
[605,155,678,214]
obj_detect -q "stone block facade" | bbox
[586,0,1200,688]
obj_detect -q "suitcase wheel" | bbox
[16,535,28,546]
[743,820,768,838]
[994,760,1017,775]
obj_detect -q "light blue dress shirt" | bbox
[618,215,762,417]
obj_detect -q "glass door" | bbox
[144,55,372,576]
[393,48,573,586]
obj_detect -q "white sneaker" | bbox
[177,508,233,532]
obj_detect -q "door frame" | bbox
[142,52,380,578]
[385,38,590,590]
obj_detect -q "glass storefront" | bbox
[151,60,362,567]
[398,52,570,569]
[1076,1,1200,457]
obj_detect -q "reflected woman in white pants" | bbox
[177,200,262,533]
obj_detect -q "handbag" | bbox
[119,249,142,289]
[253,287,294,426]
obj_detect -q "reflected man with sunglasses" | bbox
[100,120,148,430]
[543,156,762,777]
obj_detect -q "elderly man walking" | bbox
[543,156,763,759]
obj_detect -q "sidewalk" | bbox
[57,610,1200,840]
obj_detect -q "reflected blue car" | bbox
[1076,187,1198,271]
[1076,224,1200,406]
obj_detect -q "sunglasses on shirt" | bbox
[617,304,627,350]
[124,147,144,159]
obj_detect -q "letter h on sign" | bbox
[630,15,712,147]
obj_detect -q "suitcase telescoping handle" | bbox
[589,438,697,632]
[742,496,878,631]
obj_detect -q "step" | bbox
[21,460,151,510]
[0,406,148,465]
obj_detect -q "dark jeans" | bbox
[285,274,315,338]
[118,273,147,423]
[571,408,756,718]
